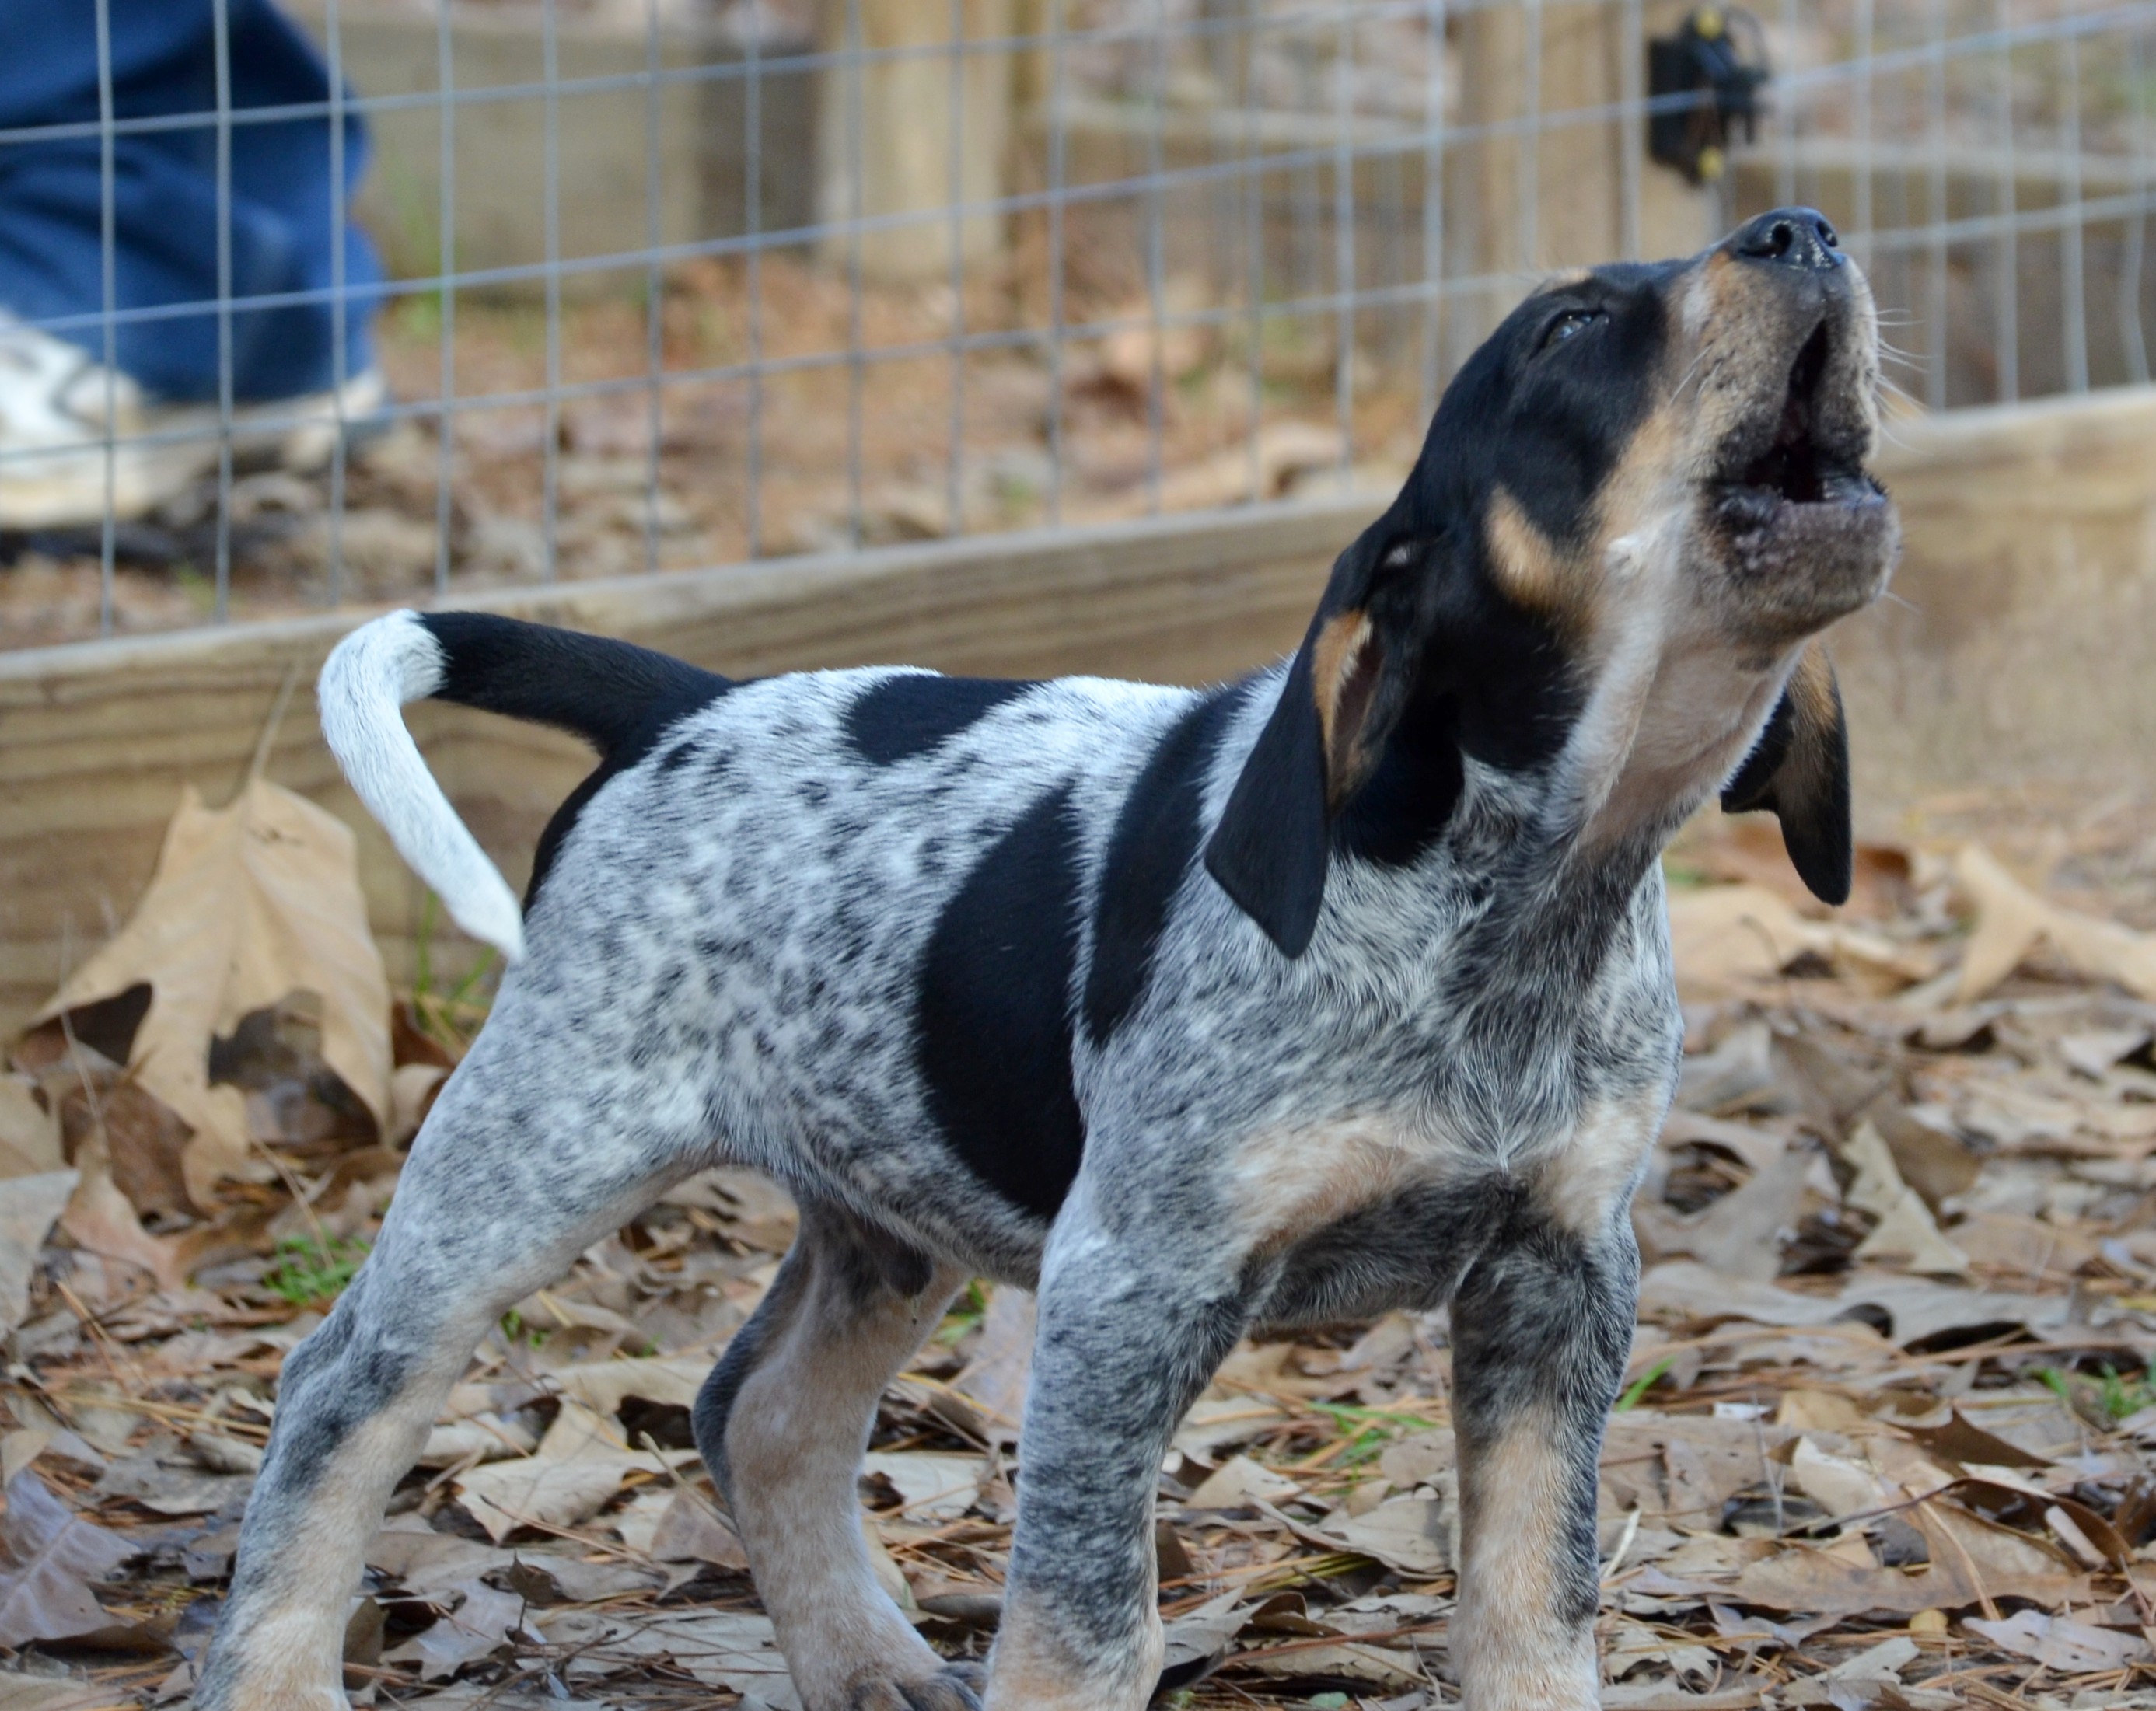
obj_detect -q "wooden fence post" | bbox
[816,0,1018,283]
[1448,0,1714,361]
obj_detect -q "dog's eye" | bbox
[1539,309,1601,351]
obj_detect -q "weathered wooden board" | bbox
[0,498,1371,1034]
[1836,385,2156,812]
[5,382,2154,1039]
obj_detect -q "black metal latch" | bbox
[1648,5,1770,184]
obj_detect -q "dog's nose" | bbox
[1730,207,1843,271]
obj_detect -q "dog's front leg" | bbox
[984,1213,1249,1711]
[1448,1208,1637,1710]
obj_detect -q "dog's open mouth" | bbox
[1708,321,1894,595]
[1714,321,1875,526]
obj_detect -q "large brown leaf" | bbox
[33,779,391,1203]
[1954,843,2156,1000]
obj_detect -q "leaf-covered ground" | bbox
[2,793,2154,1709]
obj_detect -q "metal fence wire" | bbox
[1,0,2151,648]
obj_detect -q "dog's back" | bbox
[323,609,1274,1271]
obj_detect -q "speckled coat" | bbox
[199,205,1894,1711]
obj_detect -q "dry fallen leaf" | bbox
[1637,1261,2070,1346]
[453,1399,691,1542]
[1186,1454,1305,1510]
[1606,1615,1720,1691]
[1840,1122,1968,1276]
[1680,1139,1810,1282]
[385,1579,531,1681]
[0,1471,137,1648]
[0,1172,76,1332]
[0,1672,131,1711]
[58,1138,205,1296]
[945,1283,1033,1448]
[0,1080,61,1180]
[367,1524,543,1681]
[1964,1608,2152,1671]
[1954,843,2156,1000]
[860,1451,984,1524]
[547,1355,710,1416]
[1785,1437,1894,1522]
[1159,1590,1253,1678]
[1902,1412,2052,1472]
[647,1489,750,1569]
[1668,885,1829,999]
[536,1607,803,1707]
[1630,1517,2081,1619]
[416,1415,535,1469]
[1666,884,1931,1001]
[68,1080,194,1225]
[1300,1493,1450,1575]
[1686,817,1915,919]
[1172,1395,1293,1458]
[33,777,392,1202]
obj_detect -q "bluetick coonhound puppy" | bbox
[200,207,1895,1711]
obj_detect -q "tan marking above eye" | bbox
[1486,491,1569,616]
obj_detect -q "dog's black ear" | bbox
[1204,527,1434,956]
[1721,643,1853,906]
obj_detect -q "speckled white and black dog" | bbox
[199,208,1896,1711]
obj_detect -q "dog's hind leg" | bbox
[196,1022,701,1711]
[694,1199,974,1711]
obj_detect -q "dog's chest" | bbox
[1222,1066,1666,1234]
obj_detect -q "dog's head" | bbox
[1208,207,1899,957]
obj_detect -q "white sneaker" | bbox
[0,311,385,530]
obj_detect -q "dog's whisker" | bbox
[1669,346,1712,403]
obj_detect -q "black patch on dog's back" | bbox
[917,787,1086,1220]
[1085,689,1239,1045]
[844,673,1034,766]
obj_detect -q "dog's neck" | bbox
[1389,789,1676,1152]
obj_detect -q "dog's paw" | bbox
[848,1663,986,1711]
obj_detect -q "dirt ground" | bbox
[1,774,2154,1709]
[0,253,1417,653]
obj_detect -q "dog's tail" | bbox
[319,609,727,963]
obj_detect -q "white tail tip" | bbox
[320,611,528,965]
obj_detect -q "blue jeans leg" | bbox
[0,0,383,403]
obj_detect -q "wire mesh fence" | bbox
[0,0,2151,649]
